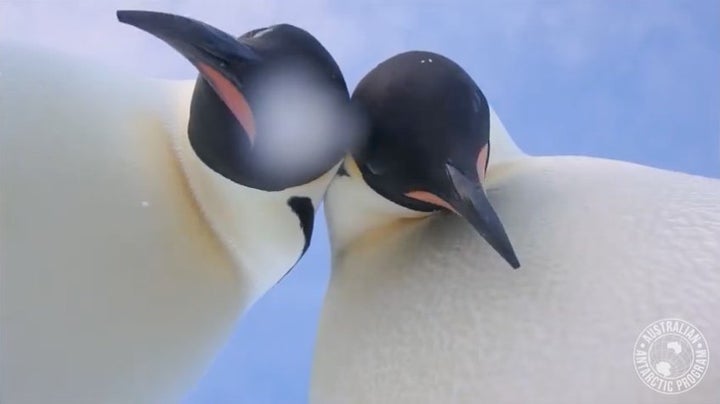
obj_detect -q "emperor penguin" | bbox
[312,51,720,403]
[0,11,355,403]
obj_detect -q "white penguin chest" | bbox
[313,156,720,404]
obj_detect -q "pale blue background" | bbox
[1,1,718,402]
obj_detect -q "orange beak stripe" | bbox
[404,191,458,214]
[405,145,489,212]
[198,62,257,144]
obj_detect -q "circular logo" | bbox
[633,318,710,394]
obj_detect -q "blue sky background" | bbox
[2,1,718,402]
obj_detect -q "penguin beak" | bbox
[117,10,261,141]
[444,164,520,269]
[117,11,260,75]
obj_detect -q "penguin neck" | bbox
[486,105,525,167]
[324,156,432,256]
[163,81,335,307]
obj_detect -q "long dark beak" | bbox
[117,10,261,141]
[116,10,261,85]
[444,164,520,269]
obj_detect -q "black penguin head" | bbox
[117,11,355,191]
[352,51,520,269]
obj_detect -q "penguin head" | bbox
[351,51,520,269]
[117,11,356,191]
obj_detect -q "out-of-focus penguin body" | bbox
[1,11,353,403]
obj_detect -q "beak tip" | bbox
[498,245,520,269]
[116,10,135,24]
[116,10,168,28]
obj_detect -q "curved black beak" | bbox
[116,10,261,86]
[117,10,262,142]
[444,164,520,269]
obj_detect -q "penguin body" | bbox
[312,51,720,404]
[1,11,351,403]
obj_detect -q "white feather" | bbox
[314,107,720,403]
[0,43,335,403]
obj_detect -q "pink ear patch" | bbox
[197,62,256,144]
[476,144,489,181]
[405,191,458,214]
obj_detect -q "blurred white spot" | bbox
[420,59,425,64]
[252,27,274,38]
[428,58,433,63]
[141,201,150,207]
[251,65,361,177]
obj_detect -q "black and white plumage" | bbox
[0,11,354,403]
